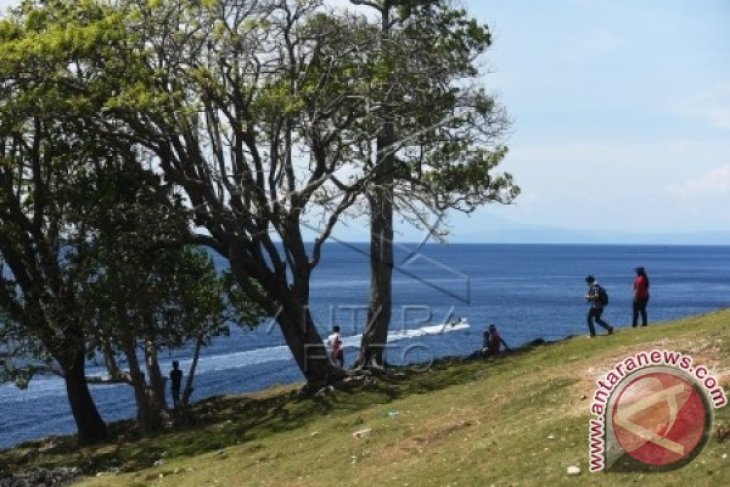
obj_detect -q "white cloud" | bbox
[490,137,730,232]
[667,164,730,199]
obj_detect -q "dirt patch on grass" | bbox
[371,408,481,465]
[564,335,729,417]
[400,419,476,452]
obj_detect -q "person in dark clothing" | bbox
[483,324,510,356]
[472,325,510,358]
[169,360,183,407]
[465,323,510,359]
[632,267,650,327]
[585,275,614,337]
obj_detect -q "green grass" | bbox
[2,310,729,486]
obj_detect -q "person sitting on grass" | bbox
[483,324,510,356]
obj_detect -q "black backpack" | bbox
[597,285,609,306]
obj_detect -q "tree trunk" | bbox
[181,335,203,407]
[355,190,394,369]
[100,337,122,379]
[144,338,167,410]
[121,336,162,434]
[228,249,344,386]
[355,2,395,370]
[278,304,345,387]
[61,342,109,445]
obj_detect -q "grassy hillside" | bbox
[3,310,729,486]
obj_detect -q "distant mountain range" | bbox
[313,212,730,246]
[461,226,730,245]
[442,213,730,245]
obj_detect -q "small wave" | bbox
[176,320,470,372]
[0,321,470,405]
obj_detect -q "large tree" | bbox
[49,0,386,386]
[1,4,260,441]
[79,242,263,433]
[71,159,263,433]
[2,0,517,388]
[0,0,358,394]
[348,0,519,369]
[0,110,109,443]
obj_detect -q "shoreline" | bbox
[4,307,724,453]
[1,308,727,485]
[0,306,724,452]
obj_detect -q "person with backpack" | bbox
[585,275,614,337]
[632,266,650,327]
[326,325,344,368]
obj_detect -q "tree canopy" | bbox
[1,0,518,401]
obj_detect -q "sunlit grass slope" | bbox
[4,310,729,486]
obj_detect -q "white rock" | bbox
[567,465,581,476]
[352,427,372,439]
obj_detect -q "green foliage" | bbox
[0,91,103,374]
[335,0,518,228]
[1,0,264,388]
[0,306,55,388]
[2,0,517,384]
[67,162,265,360]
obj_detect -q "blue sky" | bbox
[330,0,730,242]
[465,0,730,237]
[3,0,729,242]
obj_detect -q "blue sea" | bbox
[1,243,729,449]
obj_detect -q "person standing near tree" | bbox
[169,360,183,407]
[632,267,650,327]
[585,275,614,337]
[326,326,344,368]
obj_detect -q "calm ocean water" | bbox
[1,243,729,448]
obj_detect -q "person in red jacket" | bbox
[632,267,650,327]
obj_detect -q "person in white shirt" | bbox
[326,325,344,368]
